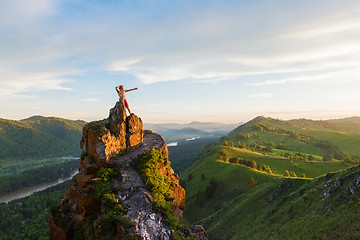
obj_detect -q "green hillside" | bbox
[181,116,360,239]
[201,165,360,239]
[0,116,86,160]
[227,116,360,158]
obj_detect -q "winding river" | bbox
[0,170,79,203]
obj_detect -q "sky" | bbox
[1,0,360,124]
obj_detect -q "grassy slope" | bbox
[202,166,360,240]
[222,146,350,178]
[306,129,360,156]
[181,143,355,223]
[181,116,360,239]
[168,137,220,174]
[288,118,360,156]
[181,144,282,223]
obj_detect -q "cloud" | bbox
[2,0,360,89]
[333,93,360,102]
[0,0,57,27]
[247,68,360,86]
[108,58,143,72]
[249,93,272,99]
[118,3,360,85]
[0,71,71,98]
[82,98,98,102]
[279,8,360,40]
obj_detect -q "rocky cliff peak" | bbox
[49,100,207,240]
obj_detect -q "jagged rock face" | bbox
[80,122,127,165]
[109,100,127,124]
[50,101,207,240]
[126,113,144,148]
[79,100,143,169]
[109,100,127,138]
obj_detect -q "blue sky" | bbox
[1,0,360,123]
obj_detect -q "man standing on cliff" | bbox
[115,85,138,114]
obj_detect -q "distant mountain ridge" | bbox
[145,121,239,133]
[0,116,86,159]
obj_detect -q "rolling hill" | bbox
[181,116,360,239]
[0,116,86,160]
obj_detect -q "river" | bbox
[0,170,79,203]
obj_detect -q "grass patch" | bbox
[136,147,195,238]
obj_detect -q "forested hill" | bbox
[0,116,86,159]
[227,116,360,158]
[229,116,360,136]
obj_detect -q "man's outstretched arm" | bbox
[125,87,138,92]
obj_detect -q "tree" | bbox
[276,143,287,150]
[284,170,290,177]
[307,154,315,161]
[205,178,219,199]
[217,151,227,161]
[290,171,297,178]
[343,156,352,164]
[263,146,273,153]
[301,173,306,178]
[229,157,239,164]
[201,173,206,181]
[223,140,229,146]
[250,160,257,169]
[256,164,262,171]
[262,164,267,172]
[239,133,250,139]
[187,173,194,181]
[322,153,333,161]
[248,177,257,188]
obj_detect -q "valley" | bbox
[1,115,360,239]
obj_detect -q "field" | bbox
[221,146,352,179]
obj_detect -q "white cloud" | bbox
[247,68,360,86]
[0,71,71,98]
[280,9,360,40]
[2,0,360,87]
[82,98,98,102]
[333,93,360,102]
[108,58,142,72]
[101,2,360,85]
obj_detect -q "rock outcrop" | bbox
[50,100,207,240]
